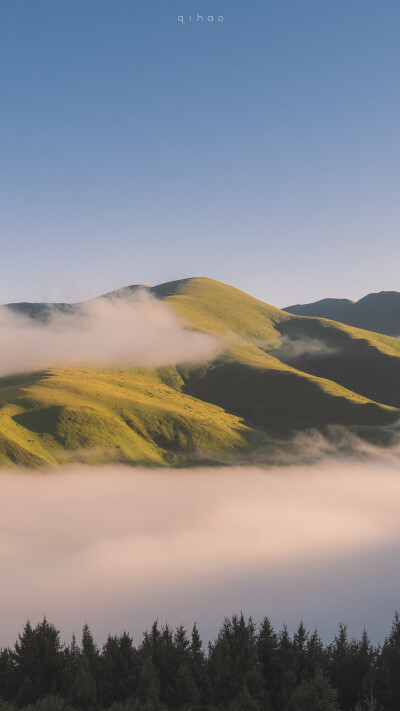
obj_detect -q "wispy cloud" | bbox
[0,293,220,376]
[276,335,337,358]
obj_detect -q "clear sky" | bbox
[1,0,399,307]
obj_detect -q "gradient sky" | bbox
[1,0,399,307]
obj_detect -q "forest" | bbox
[1,613,400,711]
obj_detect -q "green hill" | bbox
[1,277,399,468]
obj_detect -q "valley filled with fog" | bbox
[1,458,400,646]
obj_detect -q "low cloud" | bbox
[261,424,400,466]
[276,335,337,358]
[1,458,400,646]
[0,293,220,376]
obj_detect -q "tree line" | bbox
[1,613,400,711]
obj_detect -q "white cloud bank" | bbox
[0,294,220,376]
[1,459,400,646]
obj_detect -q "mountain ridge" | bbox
[284,290,400,337]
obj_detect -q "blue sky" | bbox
[1,0,399,306]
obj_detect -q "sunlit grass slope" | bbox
[1,277,399,468]
[152,277,289,340]
[0,365,255,468]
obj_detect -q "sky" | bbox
[1,0,399,307]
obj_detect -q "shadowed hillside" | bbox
[1,277,399,468]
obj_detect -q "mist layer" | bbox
[1,459,400,645]
[0,294,219,376]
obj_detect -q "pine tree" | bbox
[139,622,177,708]
[256,617,279,709]
[291,667,339,711]
[12,619,64,706]
[81,623,99,676]
[137,657,166,711]
[175,663,200,710]
[208,614,263,708]
[354,629,376,704]
[68,653,97,710]
[330,626,376,710]
[293,621,309,682]
[229,683,262,711]
[328,623,355,711]
[189,625,203,667]
[305,629,326,680]
[100,632,137,707]
[275,624,297,711]
[375,611,400,709]
[174,627,190,666]
[188,624,208,705]
[62,634,80,703]
[0,647,16,702]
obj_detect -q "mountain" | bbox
[1,277,400,468]
[284,291,400,337]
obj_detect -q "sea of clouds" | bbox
[1,458,400,647]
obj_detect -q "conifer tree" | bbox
[293,621,309,682]
[62,634,80,702]
[0,647,15,702]
[100,632,137,707]
[175,664,200,710]
[229,683,262,711]
[354,629,376,703]
[68,654,97,711]
[305,629,326,679]
[12,619,63,706]
[376,611,400,709]
[137,657,166,711]
[290,667,339,711]
[208,614,263,708]
[81,624,99,676]
[329,623,355,710]
[256,617,279,709]
[275,624,297,710]
[188,624,208,705]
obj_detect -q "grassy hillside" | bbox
[1,277,399,468]
[0,365,256,468]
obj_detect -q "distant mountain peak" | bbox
[284,291,400,337]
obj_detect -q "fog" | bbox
[0,294,219,376]
[1,458,400,647]
[277,335,337,358]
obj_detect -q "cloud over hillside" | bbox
[0,293,220,376]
